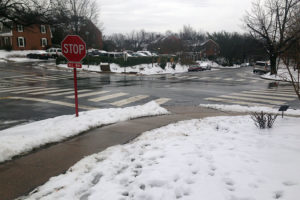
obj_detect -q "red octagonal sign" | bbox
[61,35,86,62]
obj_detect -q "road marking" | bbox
[0,86,37,93]
[250,80,258,83]
[244,91,297,97]
[66,91,109,98]
[12,88,57,94]
[224,78,233,81]
[29,89,73,95]
[205,97,271,107]
[251,90,296,95]
[187,77,199,80]
[111,95,149,107]
[49,89,92,96]
[89,92,128,102]
[3,75,34,79]
[177,76,189,79]
[155,98,171,105]
[199,77,209,80]
[236,79,246,81]
[231,93,295,101]
[6,97,96,110]
[213,77,221,80]
[220,95,285,105]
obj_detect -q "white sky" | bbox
[98,0,253,35]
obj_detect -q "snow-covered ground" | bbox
[19,115,300,200]
[197,60,241,69]
[200,104,300,116]
[0,101,168,163]
[58,63,189,75]
[261,68,299,82]
[0,50,50,63]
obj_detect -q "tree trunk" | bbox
[270,53,278,75]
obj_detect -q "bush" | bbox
[56,55,179,68]
[251,111,278,129]
[2,45,12,51]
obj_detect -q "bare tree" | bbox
[0,0,52,26]
[51,0,100,34]
[244,0,300,75]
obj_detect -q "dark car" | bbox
[27,51,50,60]
[188,65,204,72]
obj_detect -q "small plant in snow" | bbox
[251,112,278,129]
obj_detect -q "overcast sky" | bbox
[98,0,253,35]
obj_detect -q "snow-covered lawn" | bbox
[0,101,168,163]
[19,115,300,200]
[0,50,49,63]
[200,104,300,116]
[261,68,299,82]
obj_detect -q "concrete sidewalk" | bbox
[0,106,238,200]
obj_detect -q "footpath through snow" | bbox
[19,110,300,200]
[0,101,168,163]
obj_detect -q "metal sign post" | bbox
[61,35,86,117]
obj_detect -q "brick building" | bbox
[199,39,220,58]
[0,22,52,50]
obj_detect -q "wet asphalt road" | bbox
[0,61,298,130]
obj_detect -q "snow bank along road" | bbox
[0,102,168,163]
[19,115,300,200]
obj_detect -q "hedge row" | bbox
[56,55,179,67]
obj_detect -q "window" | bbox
[17,25,23,32]
[41,38,47,47]
[4,37,10,46]
[18,37,25,47]
[41,25,46,34]
[0,23,3,32]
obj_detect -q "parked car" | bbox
[46,48,62,58]
[27,50,50,59]
[188,65,204,72]
[253,61,270,74]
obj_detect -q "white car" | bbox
[46,48,62,58]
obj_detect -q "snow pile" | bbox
[58,64,101,72]
[262,68,299,82]
[58,63,189,75]
[0,50,48,62]
[197,60,240,69]
[0,101,169,163]
[200,104,300,116]
[110,63,188,75]
[20,116,300,200]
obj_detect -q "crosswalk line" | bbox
[110,95,149,107]
[205,97,271,107]
[236,79,245,81]
[66,91,109,98]
[220,95,285,105]
[49,89,92,96]
[6,97,96,110]
[154,98,171,105]
[3,75,34,79]
[89,93,128,102]
[213,77,221,80]
[250,80,258,83]
[243,91,297,97]
[187,77,198,80]
[251,90,296,95]
[231,93,295,101]
[29,89,73,95]
[12,88,57,94]
[177,76,189,79]
[199,77,209,80]
[224,78,233,81]
[0,86,38,93]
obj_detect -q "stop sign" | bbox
[61,35,86,62]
